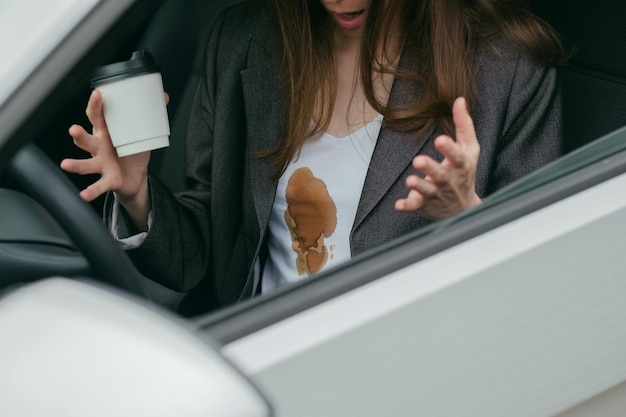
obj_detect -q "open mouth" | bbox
[340,10,365,20]
[332,9,366,30]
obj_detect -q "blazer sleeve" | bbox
[486,54,563,194]
[110,9,232,292]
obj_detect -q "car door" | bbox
[195,127,626,417]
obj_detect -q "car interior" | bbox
[1,0,626,318]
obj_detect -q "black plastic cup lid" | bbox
[91,50,160,87]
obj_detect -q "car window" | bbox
[2,0,626,327]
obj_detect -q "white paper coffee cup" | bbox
[91,50,170,157]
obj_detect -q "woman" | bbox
[62,0,566,312]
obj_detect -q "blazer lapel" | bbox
[353,43,435,231]
[240,31,434,236]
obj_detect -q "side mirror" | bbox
[0,278,273,417]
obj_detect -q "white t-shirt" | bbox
[261,115,383,293]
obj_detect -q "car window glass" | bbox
[3,0,624,323]
[484,126,626,207]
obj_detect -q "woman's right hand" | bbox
[61,89,152,230]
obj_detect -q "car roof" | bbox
[0,0,99,108]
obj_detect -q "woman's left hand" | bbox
[395,97,482,220]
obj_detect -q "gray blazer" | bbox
[116,2,562,311]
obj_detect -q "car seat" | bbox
[138,0,237,194]
[530,0,626,153]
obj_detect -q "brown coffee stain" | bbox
[284,167,337,275]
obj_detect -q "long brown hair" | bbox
[264,0,568,178]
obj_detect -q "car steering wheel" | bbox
[7,142,147,298]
